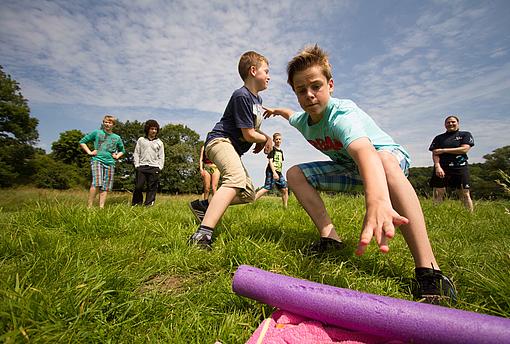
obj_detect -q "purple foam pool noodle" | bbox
[232,265,510,344]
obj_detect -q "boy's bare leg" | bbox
[211,169,220,196]
[255,188,268,200]
[87,186,98,208]
[459,188,474,212]
[202,172,211,200]
[282,188,289,208]
[201,186,243,228]
[99,191,108,209]
[287,166,341,240]
[433,187,445,204]
[380,152,439,269]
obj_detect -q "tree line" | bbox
[1,65,509,199]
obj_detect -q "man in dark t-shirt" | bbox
[429,115,474,211]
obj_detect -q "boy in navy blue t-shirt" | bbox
[188,51,273,249]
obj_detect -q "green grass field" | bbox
[1,188,509,343]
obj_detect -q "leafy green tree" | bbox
[112,120,203,193]
[483,146,510,176]
[109,120,145,191]
[0,66,39,186]
[51,129,89,168]
[474,146,510,199]
[31,153,87,189]
[158,123,203,194]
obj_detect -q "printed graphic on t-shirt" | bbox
[307,136,343,151]
[253,104,263,130]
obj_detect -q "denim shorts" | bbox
[263,169,288,190]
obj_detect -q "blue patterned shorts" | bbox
[298,148,410,193]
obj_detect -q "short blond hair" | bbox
[103,114,116,124]
[238,51,269,81]
[287,44,332,90]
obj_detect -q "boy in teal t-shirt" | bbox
[80,114,125,208]
[264,45,456,304]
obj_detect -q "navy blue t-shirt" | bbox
[206,86,263,156]
[429,130,474,168]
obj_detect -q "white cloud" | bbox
[1,0,509,185]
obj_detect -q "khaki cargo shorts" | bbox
[205,138,255,203]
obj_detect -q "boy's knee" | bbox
[286,166,304,186]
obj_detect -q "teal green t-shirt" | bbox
[289,98,409,168]
[79,129,125,166]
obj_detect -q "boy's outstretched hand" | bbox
[263,106,294,120]
[355,205,409,256]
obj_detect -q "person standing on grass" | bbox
[429,115,474,212]
[263,44,456,304]
[132,119,165,206]
[199,145,220,201]
[80,114,125,209]
[255,132,289,208]
[188,51,273,249]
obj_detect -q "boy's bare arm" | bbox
[268,158,279,180]
[347,137,408,255]
[242,128,273,154]
[263,107,295,121]
[80,143,97,156]
[241,128,268,143]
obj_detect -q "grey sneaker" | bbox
[189,199,208,223]
[415,268,457,304]
[187,227,213,249]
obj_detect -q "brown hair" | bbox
[238,51,269,81]
[287,44,332,90]
[144,119,160,137]
[273,132,282,140]
[444,115,460,124]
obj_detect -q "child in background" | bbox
[188,51,273,249]
[132,119,165,206]
[199,145,221,201]
[80,114,125,208]
[264,45,456,304]
[255,132,289,208]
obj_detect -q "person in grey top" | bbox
[132,119,165,206]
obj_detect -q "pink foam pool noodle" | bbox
[232,265,510,344]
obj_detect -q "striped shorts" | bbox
[91,160,115,191]
[298,148,410,193]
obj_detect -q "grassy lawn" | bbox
[1,188,509,343]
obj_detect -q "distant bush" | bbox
[31,154,88,189]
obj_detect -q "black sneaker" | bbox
[189,199,208,223]
[415,268,457,305]
[309,237,344,253]
[187,227,213,249]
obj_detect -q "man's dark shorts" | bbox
[429,166,471,189]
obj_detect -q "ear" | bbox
[249,65,257,77]
[328,78,334,95]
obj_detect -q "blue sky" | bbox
[1,0,509,185]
